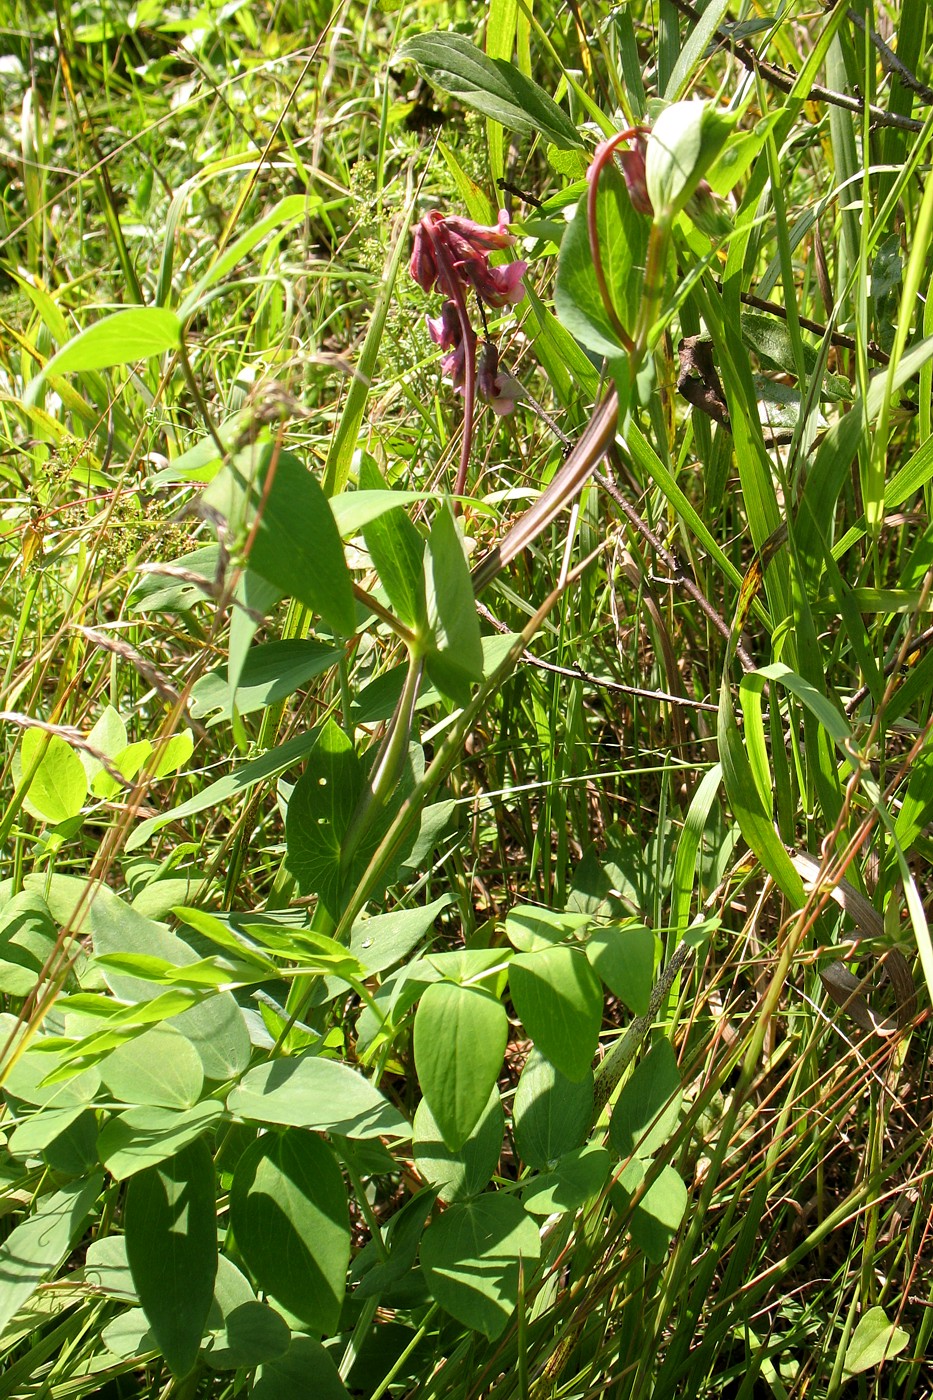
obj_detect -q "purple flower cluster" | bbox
[410,209,527,414]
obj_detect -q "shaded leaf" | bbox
[521,1144,611,1216]
[413,1089,503,1204]
[421,1195,541,1339]
[230,1129,349,1334]
[0,1176,102,1334]
[610,1040,682,1160]
[124,1140,217,1377]
[397,33,582,150]
[253,1335,351,1400]
[513,1048,593,1169]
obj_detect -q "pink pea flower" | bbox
[476,259,529,308]
[410,209,527,310]
[426,300,460,351]
[427,300,476,390]
[619,140,652,216]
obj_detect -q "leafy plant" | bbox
[0,2,931,1398]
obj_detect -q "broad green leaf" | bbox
[190,640,341,725]
[226,1052,409,1139]
[150,729,195,779]
[204,1257,290,1370]
[91,738,152,799]
[414,982,507,1150]
[610,1040,682,1160]
[413,1089,503,1203]
[202,444,355,636]
[585,924,656,1015]
[627,1163,688,1263]
[509,946,603,1082]
[420,1195,541,1339]
[0,1176,102,1334]
[0,891,57,997]
[99,1023,204,1109]
[505,905,590,953]
[8,1104,86,1159]
[18,729,87,824]
[0,1020,101,1108]
[231,1129,349,1334]
[101,1306,157,1361]
[128,543,220,614]
[253,1335,351,1400]
[41,1108,99,1175]
[26,306,182,402]
[512,1048,594,1169]
[84,1235,136,1301]
[284,719,363,914]
[397,33,583,150]
[81,705,127,783]
[844,1306,910,1375]
[65,878,252,1079]
[424,503,484,705]
[521,1144,611,1216]
[704,112,781,196]
[359,457,427,633]
[350,895,453,976]
[554,172,647,360]
[331,488,437,538]
[98,1100,223,1180]
[125,1140,217,1377]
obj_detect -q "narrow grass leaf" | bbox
[26,307,182,402]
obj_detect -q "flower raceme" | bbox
[410,209,528,310]
[411,209,527,416]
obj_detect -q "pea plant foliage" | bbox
[1,7,929,1400]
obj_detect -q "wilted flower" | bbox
[590,130,652,215]
[477,341,521,416]
[684,178,732,239]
